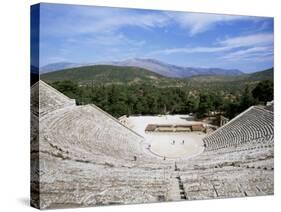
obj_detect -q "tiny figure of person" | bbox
[182,140,185,144]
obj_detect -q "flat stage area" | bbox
[126,115,205,159]
[148,132,205,158]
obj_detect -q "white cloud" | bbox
[222,49,273,63]
[222,46,273,60]
[148,32,273,64]
[218,33,273,48]
[83,33,146,47]
[166,13,252,36]
[149,46,230,55]
[80,13,168,34]
[41,6,169,37]
[219,33,273,62]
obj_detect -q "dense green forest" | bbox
[48,79,273,119]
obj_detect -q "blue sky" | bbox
[39,3,273,73]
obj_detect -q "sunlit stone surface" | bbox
[31,80,273,209]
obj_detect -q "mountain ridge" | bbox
[40,65,170,85]
[40,58,244,78]
[104,58,244,78]
[41,64,273,87]
[40,62,95,74]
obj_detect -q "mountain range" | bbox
[40,58,244,78]
[101,58,244,78]
[41,61,273,87]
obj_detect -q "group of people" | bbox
[171,140,185,145]
[146,139,186,161]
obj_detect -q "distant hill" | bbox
[101,58,244,78]
[40,65,172,85]
[245,68,273,81]
[188,68,273,83]
[41,58,244,78]
[40,62,92,73]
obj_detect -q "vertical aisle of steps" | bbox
[176,175,187,200]
[167,163,188,201]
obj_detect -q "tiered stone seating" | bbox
[203,106,273,151]
[173,105,274,200]
[37,80,76,116]
[175,150,273,200]
[179,166,273,200]
[40,106,142,160]
[38,158,173,208]
[32,80,274,209]
[33,81,173,208]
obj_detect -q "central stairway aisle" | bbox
[167,163,187,201]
